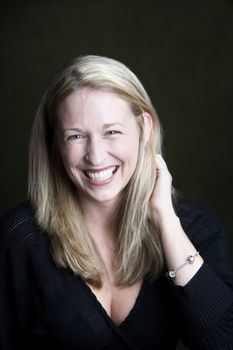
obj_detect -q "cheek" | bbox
[117,137,139,166]
[60,145,83,167]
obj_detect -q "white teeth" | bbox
[86,166,116,181]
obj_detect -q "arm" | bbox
[0,204,41,349]
[149,155,233,349]
[0,243,18,349]
[149,155,204,286]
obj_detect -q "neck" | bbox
[80,197,118,240]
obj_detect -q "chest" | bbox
[31,265,180,349]
[88,279,143,325]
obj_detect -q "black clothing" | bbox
[0,198,232,349]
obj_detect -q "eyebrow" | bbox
[63,123,125,132]
[63,127,83,132]
[103,123,125,128]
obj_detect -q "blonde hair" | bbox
[28,55,166,287]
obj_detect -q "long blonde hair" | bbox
[28,55,165,287]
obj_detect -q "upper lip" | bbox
[83,166,118,173]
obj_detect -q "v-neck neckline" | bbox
[80,278,147,328]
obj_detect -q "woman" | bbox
[0,55,232,349]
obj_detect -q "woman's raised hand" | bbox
[148,154,176,225]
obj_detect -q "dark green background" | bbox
[1,1,233,348]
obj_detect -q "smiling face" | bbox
[57,88,140,207]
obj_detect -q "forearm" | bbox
[158,211,204,286]
[150,156,233,347]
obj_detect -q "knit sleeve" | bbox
[172,198,233,350]
[0,203,45,350]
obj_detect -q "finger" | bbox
[156,154,168,171]
[156,154,172,181]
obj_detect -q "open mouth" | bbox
[84,166,119,182]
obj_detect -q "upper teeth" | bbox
[86,166,116,181]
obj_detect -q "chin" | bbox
[84,189,122,205]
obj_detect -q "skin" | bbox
[58,88,141,209]
[150,154,203,287]
[57,87,203,325]
[57,87,153,325]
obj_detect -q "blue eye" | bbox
[67,134,83,142]
[106,130,121,135]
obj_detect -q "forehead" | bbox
[58,88,136,127]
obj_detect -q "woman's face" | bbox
[57,88,140,206]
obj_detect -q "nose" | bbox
[84,136,107,166]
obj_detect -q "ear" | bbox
[142,112,153,143]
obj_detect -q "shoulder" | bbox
[0,202,43,251]
[175,196,221,224]
[174,196,228,250]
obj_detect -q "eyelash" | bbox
[66,130,122,143]
[66,134,84,142]
[105,130,121,135]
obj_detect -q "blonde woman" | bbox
[0,55,232,350]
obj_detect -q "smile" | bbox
[84,166,119,182]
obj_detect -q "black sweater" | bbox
[0,198,232,350]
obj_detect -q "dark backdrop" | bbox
[1,1,233,348]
